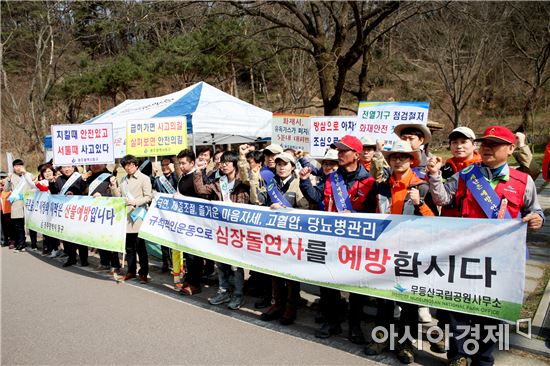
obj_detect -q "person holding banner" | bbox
[390,123,432,180]
[427,125,544,366]
[193,150,250,310]
[299,135,377,341]
[256,151,309,325]
[5,159,36,251]
[364,140,436,364]
[87,164,121,273]
[49,165,89,266]
[152,156,178,273]
[236,148,274,309]
[174,149,206,295]
[440,127,481,217]
[110,155,153,283]
[34,164,61,256]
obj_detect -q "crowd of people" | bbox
[0,124,547,366]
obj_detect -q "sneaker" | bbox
[227,294,244,310]
[448,357,468,366]
[97,265,110,271]
[208,289,231,305]
[418,306,432,323]
[396,339,415,364]
[109,267,120,275]
[8,244,15,250]
[364,331,389,355]
[48,250,58,258]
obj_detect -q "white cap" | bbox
[449,127,476,140]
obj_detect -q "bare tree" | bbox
[232,1,421,116]
[1,1,72,156]
[503,2,550,137]
[401,2,505,128]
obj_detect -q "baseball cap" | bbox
[330,135,362,153]
[264,143,284,155]
[449,126,476,141]
[274,152,296,166]
[360,136,376,147]
[475,126,515,145]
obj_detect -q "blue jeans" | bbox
[217,262,244,296]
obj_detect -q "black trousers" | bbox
[184,253,203,287]
[1,213,12,245]
[375,298,419,338]
[439,310,501,366]
[43,235,59,252]
[161,245,171,269]
[29,230,38,249]
[99,249,121,268]
[11,218,25,248]
[272,278,300,311]
[64,242,88,265]
[126,233,148,276]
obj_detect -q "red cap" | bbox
[331,135,363,152]
[475,126,515,145]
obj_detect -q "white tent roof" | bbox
[84,82,272,156]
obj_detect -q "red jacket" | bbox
[456,167,527,219]
[323,172,375,212]
[543,142,550,182]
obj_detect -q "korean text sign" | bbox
[309,116,359,157]
[51,123,115,165]
[357,101,429,150]
[272,114,310,152]
[139,193,527,322]
[126,117,187,156]
[24,192,127,252]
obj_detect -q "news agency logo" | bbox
[369,318,532,352]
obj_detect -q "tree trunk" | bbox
[250,66,256,105]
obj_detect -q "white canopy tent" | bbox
[83,82,272,157]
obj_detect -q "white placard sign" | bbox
[357,101,429,150]
[309,116,358,157]
[51,123,115,166]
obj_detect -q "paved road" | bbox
[3,248,549,365]
[1,248,376,365]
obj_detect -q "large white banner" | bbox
[140,193,527,322]
[51,123,115,165]
[25,192,127,252]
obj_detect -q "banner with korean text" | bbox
[140,193,526,322]
[24,192,127,252]
[309,116,359,157]
[272,114,311,152]
[126,117,187,156]
[357,101,429,150]
[51,123,115,166]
